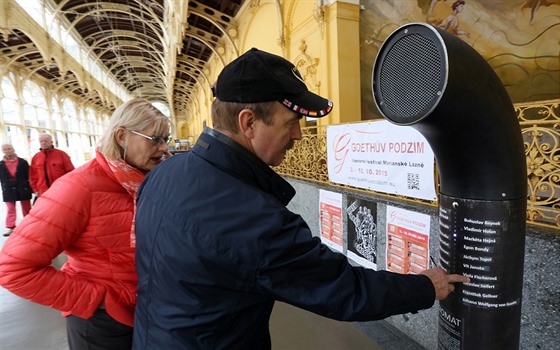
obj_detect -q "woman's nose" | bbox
[158,142,169,151]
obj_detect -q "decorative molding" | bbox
[313,2,326,39]
[293,40,320,90]
[0,28,9,42]
[274,1,286,52]
[277,35,286,51]
[248,0,261,14]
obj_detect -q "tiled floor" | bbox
[0,286,382,350]
[0,201,383,350]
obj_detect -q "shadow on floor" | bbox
[270,301,383,350]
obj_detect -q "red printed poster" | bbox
[319,189,343,253]
[385,205,431,274]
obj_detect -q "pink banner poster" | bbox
[385,205,431,274]
[319,189,343,253]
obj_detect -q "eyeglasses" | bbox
[129,130,171,145]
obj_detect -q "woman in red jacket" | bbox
[0,98,172,350]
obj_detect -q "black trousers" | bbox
[66,309,133,350]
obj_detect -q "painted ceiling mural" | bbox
[360,0,560,119]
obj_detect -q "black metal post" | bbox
[372,22,527,349]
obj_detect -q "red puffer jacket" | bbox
[0,151,138,326]
[29,147,75,195]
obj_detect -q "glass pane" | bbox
[2,76,18,99]
[2,98,20,124]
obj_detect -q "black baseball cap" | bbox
[213,48,333,117]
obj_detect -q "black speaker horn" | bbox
[372,22,527,350]
[372,22,526,201]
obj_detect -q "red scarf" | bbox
[106,156,146,248]
[3,157,18,178]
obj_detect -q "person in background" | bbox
[0,98,172,350]
[132,48,470,349]
[0,144,32,237]
[29,132,75,198]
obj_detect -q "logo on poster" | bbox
[332,132,351,173]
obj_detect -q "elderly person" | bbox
[0,98,172,350]
[0,144,33,236]
[29,132,74,197]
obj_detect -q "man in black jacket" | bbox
[133,48,469,349]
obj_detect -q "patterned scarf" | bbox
[106,156,146,248]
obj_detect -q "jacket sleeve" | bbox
[254,210,435,322]
[0,162,6,183]
[28,155,39,192]
[62,151,75,173]
[0,173,106,319]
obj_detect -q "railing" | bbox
[275,99,560,231]
[517,100,559,230]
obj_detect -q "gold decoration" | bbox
[293,40,320,90]
[517,100,560,230]
[0,28,9,42]
[248,0,261,14]
[313,1,326,39]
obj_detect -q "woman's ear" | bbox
[238,109,256,139]
[114,127,127,147]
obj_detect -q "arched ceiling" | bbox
[0,0,245,118]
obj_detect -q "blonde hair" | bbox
[98,98,171,159]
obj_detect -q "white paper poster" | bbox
[346,195,377,270]
[327,121,436,201]
[385,205,431,274]
[319,189,343,253]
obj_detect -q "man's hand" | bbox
[421,267,470,300]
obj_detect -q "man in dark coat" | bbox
[0,144,33,236]
[133,48,469,350]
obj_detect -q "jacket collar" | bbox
[192,127,295,206]
[40,146,55,154]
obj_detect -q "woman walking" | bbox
[0,144,33,237]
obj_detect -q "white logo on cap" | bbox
[291,67,306,85]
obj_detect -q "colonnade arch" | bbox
[0,67,110,165]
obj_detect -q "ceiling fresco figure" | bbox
[522,0,560,23]
[437,0,470,38]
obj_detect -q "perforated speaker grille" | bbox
[373,24,447,125]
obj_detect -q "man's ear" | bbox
[238,109,256,139]
[114,128,127,147]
